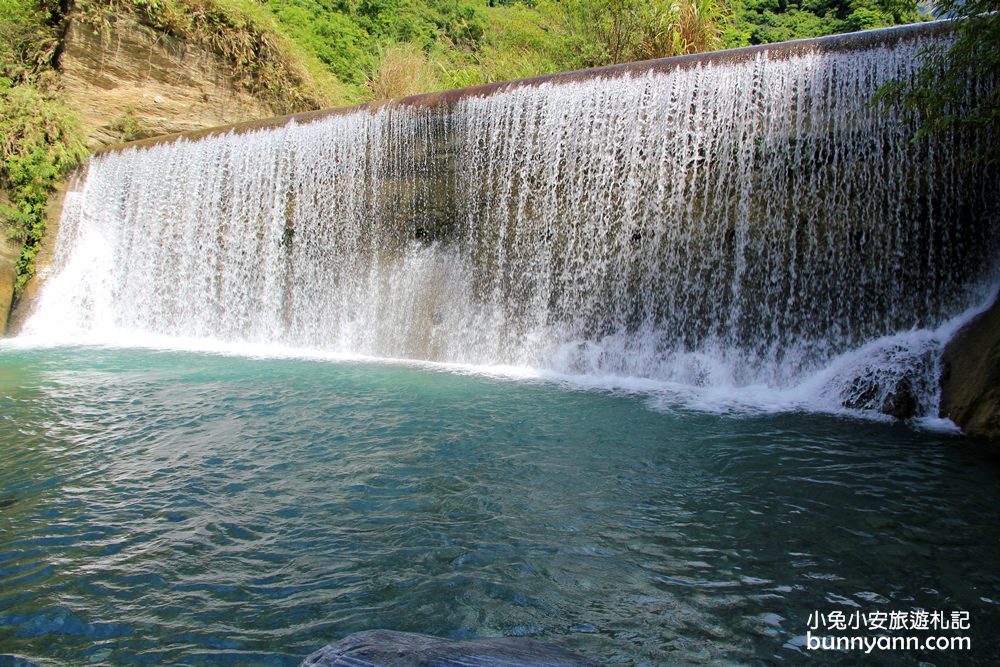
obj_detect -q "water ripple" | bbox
[1,347,999,665]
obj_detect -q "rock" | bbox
[59,16,275,151]
[841,351,930,421]
[880,377,918,420]
[301,629,604,667]
[0,190,18,335]
[843,375,880,412]
[939,293,1000,442]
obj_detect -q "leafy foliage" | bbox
[550,0,725,68]
[0,0,61,85]
[874,0,999,164]
[261,0,489,97]
[112,105,147,142]
[0,85,87,293]
[0,0,87,297]
[723,0,923,47]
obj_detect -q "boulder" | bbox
[880,377,919,421]
[940,294,1000,442]
[840,346,934,421]
[301,629,604,667]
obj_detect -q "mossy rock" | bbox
[940,294,1000,442]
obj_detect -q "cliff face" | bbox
[0,193,17,334]
[940,295,1000,443]
[60,15,275,151]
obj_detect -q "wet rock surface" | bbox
[0,193,18,334]
[301,630,604,667]
[940,294,1000,442]
[880,377,919,420]
[841,350,934,421]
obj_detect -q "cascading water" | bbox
[22,26,1000,419]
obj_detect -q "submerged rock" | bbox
[0,655,43,667]
[940,294,1000,442]
[843,376,880,412]
[880,377,919,421]
[301,629,604,667]
[840,351,933,421]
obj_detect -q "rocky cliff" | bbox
[0,197,18,334]
[940,295,1000,444]
[60,15,276,151]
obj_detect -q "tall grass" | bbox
[553,0,726,68]
[368,43,442,101]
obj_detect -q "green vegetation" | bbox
[874,0,999,164]
[367,42,442,100]
[725,0,923,47]
[111,105,146,143]
[547,0,724,67]
[1,0,87,297]
[3,0,932,116]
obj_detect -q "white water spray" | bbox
[20,28,1000,418]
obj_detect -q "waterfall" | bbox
[23,25,1000,418]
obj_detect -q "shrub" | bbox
[546,0,726,69]
[112,105,147,142]
[874,0,1000,164]
[0,1,87,298]
[0,81,87,295]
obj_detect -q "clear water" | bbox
[2,345,998,666]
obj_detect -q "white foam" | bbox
[7,285,995,432]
